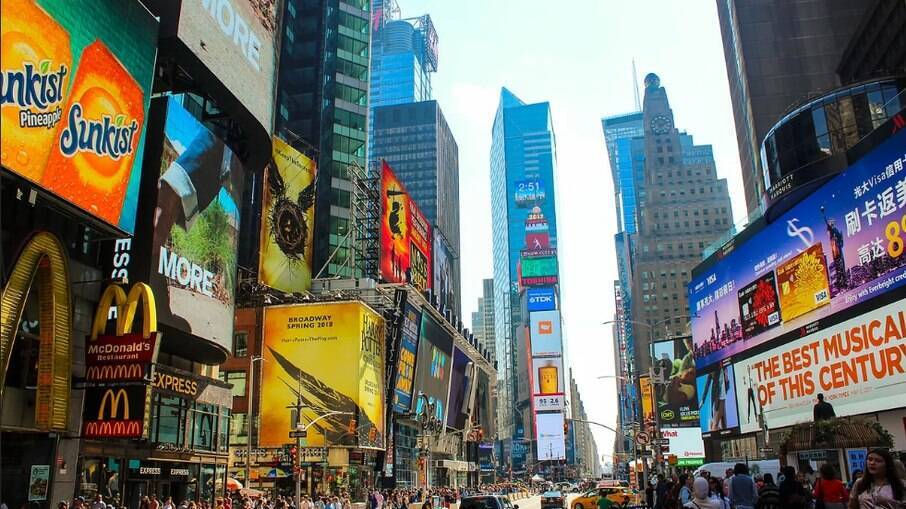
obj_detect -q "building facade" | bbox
[472,278,497,362]
[716,0,871,217]
[277,0,372,278]
[372,100,462,314]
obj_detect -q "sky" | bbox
[401,0,748,463]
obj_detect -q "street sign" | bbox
[759,447,775,454]
[289,430,308,439]
[654,438,670,445]
[635,431,651,446]
[638,450,653,457]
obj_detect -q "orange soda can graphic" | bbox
[539,364,559,394]
[43,40,144,226]
[0,0,72,181]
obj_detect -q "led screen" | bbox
[651,337,699,427]
[536,412,566,461]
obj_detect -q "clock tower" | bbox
[628,73,734,374]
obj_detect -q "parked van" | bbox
[694,460,781,480]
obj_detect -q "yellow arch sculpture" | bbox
[0,231,72,431]
[89,282,157,341]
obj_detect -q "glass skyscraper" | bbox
[490,88,563,467]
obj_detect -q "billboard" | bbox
[651,337,699,427]
[536,412,566,461]
[691,129,906,370]
[639,376,655,423]
[733,299,906,433]
[522,256,558,278]
[412,313,453,422]
[697,361,739,435]
[176,0,278,131]
[260,302,385,448]
[433,230,455,311]
[147,96,245,351]
[532,357,564,396]
[447,347,472,428]
[661,428,705,462]
[392,303,421,414]
[527,287,557,312]
[82,386,150,439]
[476,368,496,438]
[1,0,157,234]
[514,179,546,208]
[530,311,562,357]
[380,161,432,292]
[258,137,316,293]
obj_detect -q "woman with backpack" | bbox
[813,464,848,509]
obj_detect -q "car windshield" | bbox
[461,498,498,509]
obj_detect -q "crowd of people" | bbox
[643,449,906,509]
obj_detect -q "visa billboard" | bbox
[691,128,906,370]
[527,287,556,312]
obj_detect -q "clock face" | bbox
[650,114,672,135]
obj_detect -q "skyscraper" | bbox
[602,112,645,234]
[372,100,461,314]
[472,278,497,367]
[716,0,871,217]
[490,88,566,468]
[629,73,734,373]
[277,0,371,277]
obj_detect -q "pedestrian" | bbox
[150,495,161,509]
[850,448,906,508]
[813,463,848,509]
[163,498,175,509]
[728,463,758,509]
[92,495,107,509]
[779,466,809,509]
[756,473,780,509]
[707,477,731,509]
[679,475,694,505]
[59,501,70,509]
[848,470,863,491]
[683,477,719,509]
[655,475,668,509]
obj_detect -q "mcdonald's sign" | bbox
[84,283,160,383]
[82,385,150,439]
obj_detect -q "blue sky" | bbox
[401,0,747,461]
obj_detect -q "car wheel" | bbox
[574,504,583,509]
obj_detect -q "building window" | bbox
[221,371,247,397]
[151,395,188,446]
[191,403,218,452]
[230,412,247,446]
[233,332,248,357]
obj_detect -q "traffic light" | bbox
[289,446,298,464]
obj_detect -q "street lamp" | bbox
[247,355,265,486]
[414,392,443,489]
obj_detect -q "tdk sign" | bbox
[527,287,556,311]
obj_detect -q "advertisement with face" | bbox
[733,299,906,433]
[690,129,906,370]
[652,337,699,427]
[260,302,385,448]
[259,137,316,293]
[380,161,432,292]
[177,0,278,131]
[447,347,471,428]
[148,96,245,351]
[412,313,453,422]
[697,361,739,435]
[530,310,562,357]
[536,412,566,461]
[1,0,157,234]
[393,303,421,414]
[433,230,455,311]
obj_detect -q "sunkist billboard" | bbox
[1,0,158,234]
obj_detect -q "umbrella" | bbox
[531,474,545,483]
[240,488,264,498]
[226,478,243,491]
[265,468,289,478]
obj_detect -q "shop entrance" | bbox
[0,431,56,509]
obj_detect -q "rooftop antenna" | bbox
[632,58,641,111]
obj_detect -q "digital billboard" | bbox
[1,0,157,234]
[258,137,316,293]
[412,313,453,423]
[392,303,421,414]
[433,230,455,312]
[476,369,496,438]
[532,356,564,396]
[176,0,278,131]
[380,161,432,292]
[447,347,472,429]
[536,412,566,461]
[661,428,705,465]
[529,310,562,357]
[260,302,385,448]
[651,337,699,427]
[147,96,245,351]
[522,256,558,278]
[527,287,557,312]
[733,299,906,433]
[691,129,906,370]
[514,179,546,208]
[697,361,739,435]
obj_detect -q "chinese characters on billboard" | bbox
[651,337,699,427]
[380,161,432,292]
[691,129,906,371]
[259,137,317,293]
[259,302,385,448]
[148,96,245,352]
[1,0,157,234]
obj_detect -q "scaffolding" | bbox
[352,161,381,280]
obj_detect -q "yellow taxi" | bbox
[570,482,634,509]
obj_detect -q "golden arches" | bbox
[90,282,157,340]
[0,231,72,431]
